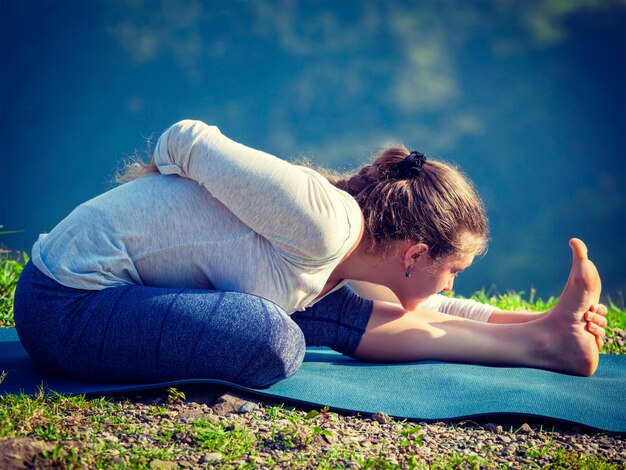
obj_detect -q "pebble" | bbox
[201,452,224,463]
[372,412,391,424]
[177,409,207,423]
[238,401,259,413]
[599,438,614,447]
[485,423,504,433]
[498,435,512,444]
[210,393,249,415]
[150,460,179,469]
[519,423,533,434]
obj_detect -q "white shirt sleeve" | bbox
[419,294,496,323]
[153,119,362,264]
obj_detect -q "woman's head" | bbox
[333,146,489,262]
[329,146,488,308]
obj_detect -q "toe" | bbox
[569,238,589,261]
[585,312,607,327]
[591,304,608,316]
[586,322,606,339]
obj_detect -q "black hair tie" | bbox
[397,151,427,179]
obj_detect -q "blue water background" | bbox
[1,1,624,300]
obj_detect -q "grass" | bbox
[1,251,625,468]
[1,391,623,468]
[0,250,27,328]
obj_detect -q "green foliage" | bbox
[0,390,92,439]
[606,296,626,330]
[0,225,23,236]
[166,387,186,403]
[469,288,558,312]
[191,418,255,460]
[399,423,423,447]
[0,251,27,328]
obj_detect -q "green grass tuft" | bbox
[0,251,28,328]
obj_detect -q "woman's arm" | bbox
[348,280,494,322]
[347,280,607,327]
[347,280,402,304]
[153,120,362,262]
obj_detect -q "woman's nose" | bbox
[443,277,455,292]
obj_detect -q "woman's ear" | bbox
[403,243,429,267]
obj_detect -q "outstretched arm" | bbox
[347,279,607,349]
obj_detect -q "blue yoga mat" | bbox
[1,328,625,432]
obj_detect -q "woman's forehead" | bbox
[446,252,475,269]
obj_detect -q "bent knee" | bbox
[276,317,306,379]
[239,307,306,388]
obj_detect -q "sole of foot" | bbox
[539,239,602,376]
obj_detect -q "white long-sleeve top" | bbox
[420,294,495,323]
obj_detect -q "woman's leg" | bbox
[354,239,602,376]
[14,262,305,388]
[291,287,374,356]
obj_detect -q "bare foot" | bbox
[536,239,602,376]
[554,238,601,320]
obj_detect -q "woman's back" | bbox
[33,174,254,289]
[32,123,362,314]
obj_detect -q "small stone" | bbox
[211,393,248,415]
[372,412,391,424]
[150,459,179,469]
[238,402,259,413]
[519,423,533,434]
[201,452,224,463]
[599,438,615,447]
[485,423,500,433]
[102,433,119,444]
[0,438,56,469]
[177,409,201,422]
[498,435,512,444]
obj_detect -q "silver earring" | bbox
[405,270,412,278]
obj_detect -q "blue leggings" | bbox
[13,262,374,388]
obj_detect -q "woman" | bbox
[14,120,606,388]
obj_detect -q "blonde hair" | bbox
[115,154,158,184]
[327,146,488,260]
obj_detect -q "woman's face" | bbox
[392,248,476,311]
